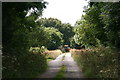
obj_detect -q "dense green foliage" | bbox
[37,18,74,45]
[43,27,63,49]
[71,2,119,78]
[29,46,47,54]
[71,47,118,78]
[2,2,74,78]
[29,25,63,49]
[2,2,48,78]
[73,2,120,48]
[2,1,119,78]
[3,53,47,78]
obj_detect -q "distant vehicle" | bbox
[64,45,70,52]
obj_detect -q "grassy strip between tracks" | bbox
[53,64,66,80]
[62,54,66,61]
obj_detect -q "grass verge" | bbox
[53,65,66,80]
[44,50,62,60]
[2,53,48,78]
[70,47,118,78]
[45,50,63,63]
[47,58,54,62]
[62,54,65,61]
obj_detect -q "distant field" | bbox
[29,47,62,61]
[43,49,62,61]
[70,48,93,54]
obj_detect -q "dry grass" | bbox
[43,49,62,59]
[70,49,93,54]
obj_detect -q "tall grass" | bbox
[70,47,118,78]
[44,50,62,60]
[2,53,48,78]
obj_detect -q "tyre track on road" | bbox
[38,52,84,78]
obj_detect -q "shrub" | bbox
[2,52,47,78]
[29,46,47,54]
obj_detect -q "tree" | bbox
[2,2,48,78]
[73,2,120,48]
[2,2,47,54]
[43,27,63,50]
[60,23,74,45]
[74,18,99,48]
[37,18,74,46]
[99,2,120,48]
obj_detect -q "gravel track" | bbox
[38,52,84,78]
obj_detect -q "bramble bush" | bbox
[2,51,48,78]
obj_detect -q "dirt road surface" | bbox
[38,53,84,78]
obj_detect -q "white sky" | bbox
[42,0,89,26]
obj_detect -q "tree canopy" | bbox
[37,18,74,45]
[2,2,48,78]
[73,2,120,48]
